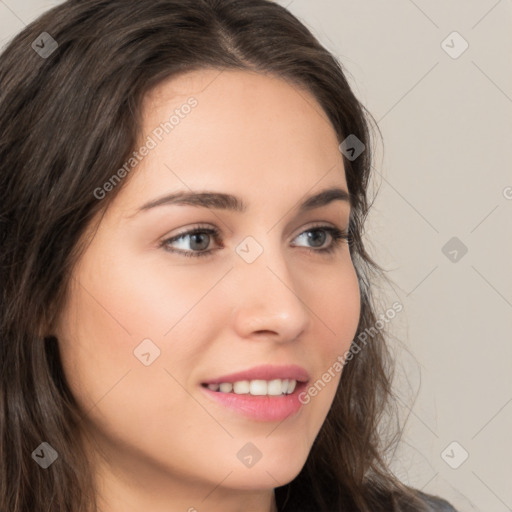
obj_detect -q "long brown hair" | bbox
[0,1,433,510]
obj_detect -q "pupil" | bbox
[308,230,326,247]
[191,233,209,250]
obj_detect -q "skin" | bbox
[52,69,361,512]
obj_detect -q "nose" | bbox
[230,240,310,343]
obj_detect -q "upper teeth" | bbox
[206,379,297,396]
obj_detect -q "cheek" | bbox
[313,260,361,355]
[54,265,211,459]
[54,282,134,413]
[82,247,229,341]
[301,261,360,413]
[55,248,227,410]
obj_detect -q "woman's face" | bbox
[54,69,361,509]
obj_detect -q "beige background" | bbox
[1,1,511,511]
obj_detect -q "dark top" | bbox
[277,489,458,511]
[417,490,458,511]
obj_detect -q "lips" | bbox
[201,364,310,385]
[200,376,307,422]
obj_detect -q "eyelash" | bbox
[159,223,350,259]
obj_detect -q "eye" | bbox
[159,223,349,258]
[291,223,350,255]
[159,225,222,258]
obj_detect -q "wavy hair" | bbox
[0,1,434,510]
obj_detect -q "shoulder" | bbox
[416,490,459,512]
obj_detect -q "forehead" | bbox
[117,69,347,212]
[141,67,340,157]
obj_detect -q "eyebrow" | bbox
[136,186,351,215]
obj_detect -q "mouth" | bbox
[199,365,310,422]
[200,379,308,422]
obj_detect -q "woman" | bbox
[0,1,458,511]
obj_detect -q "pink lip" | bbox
[201,364,310,385]
[200,380,308,422]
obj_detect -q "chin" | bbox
[220,448,308,490]
[225,467,303,491]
